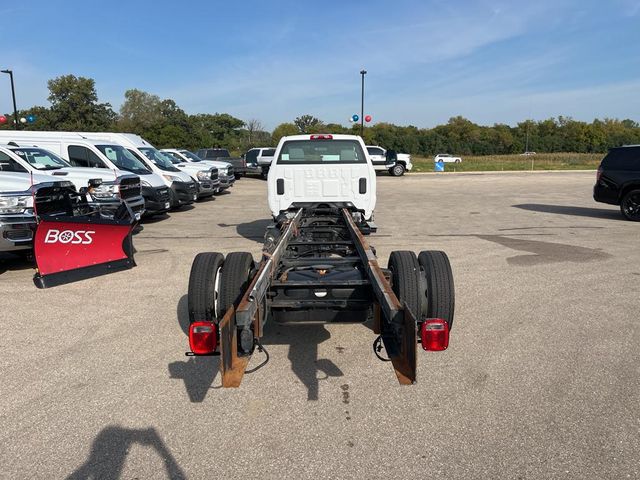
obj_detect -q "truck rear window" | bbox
[277,140,366,164]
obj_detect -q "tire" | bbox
[261,167,269,180]
[390,163,406,177]
[218,252,255,317]
[188,252,224,323]
[620,189,640,221]
[418,250,455,329]
[388,251,422,320]
[169,189,179,209]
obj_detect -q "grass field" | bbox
[411,153,602,173]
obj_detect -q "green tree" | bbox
[294,114,323,133]
[118,89,163,131]
[271,123,299,144]
[46,75,116,131]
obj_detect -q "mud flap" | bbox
[33,217,135,289]
[381,306,417,385]
[218,306,251,388]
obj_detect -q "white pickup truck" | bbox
[244,147,276,179]
[268,134,376,221]
[365,145,413,176]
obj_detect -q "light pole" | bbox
[1,69,19,130]
[359,69,367,136]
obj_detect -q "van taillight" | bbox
[420,319,449,351]
[596,166,603,183]
[189,321,217,354]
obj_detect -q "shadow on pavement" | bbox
[261,323,343,401]
[169,295,220,402]
[513,203,623,220]
[214,218,272,243]
[172,294,345,401]
[0,252,34,275]
[66,426,186,480]
[140,213,170,224]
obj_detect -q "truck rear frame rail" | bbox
[186,206,454,387]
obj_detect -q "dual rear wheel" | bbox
[188,251,254,324]
[388,250,455,329]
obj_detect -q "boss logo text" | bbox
[44,229,95,245]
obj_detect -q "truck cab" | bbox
[268,134,376,222]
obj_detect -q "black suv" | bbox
[593,145,640,221]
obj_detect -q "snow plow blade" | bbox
[32,183,136,289]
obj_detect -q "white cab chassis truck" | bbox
[185,134,456,389]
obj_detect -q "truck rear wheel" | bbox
[418,250,455,329]
[188,252,224,323]
[388,251,422,320]
[218,252,255,316]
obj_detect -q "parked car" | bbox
[196,148,260,178]
[434,153,462,164]
[365,145,412,176]
[160,149,235,191]
[593,145,640,221]
[0,131,170,216]
[243,147,276,179]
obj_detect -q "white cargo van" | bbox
[0,144,145,219]
[0,132,170,216]
[75,133,205,207]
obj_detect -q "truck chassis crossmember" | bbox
[187,205,455,388]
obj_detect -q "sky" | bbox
[1,0,639,130]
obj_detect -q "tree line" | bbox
[2,74,639,155]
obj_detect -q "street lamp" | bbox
[360,69,367,136]
[1,69,19,130]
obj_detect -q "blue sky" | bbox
[1,0,639,130]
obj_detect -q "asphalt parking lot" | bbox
[1,171,638,479]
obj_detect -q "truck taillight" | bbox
[310,134,333,140]
[420,319,449,351]
[189,321,217,354]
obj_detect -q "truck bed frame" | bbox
[187,205,454,387]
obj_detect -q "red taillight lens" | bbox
[310,134,333,140]
[596,166,603,183]
[189,321,217,354]
[420,319,449,351]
